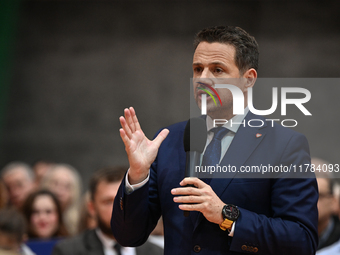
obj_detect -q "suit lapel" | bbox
[193,112,268,230]
[84,229,105,255]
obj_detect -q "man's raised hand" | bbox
[119,107,169,184]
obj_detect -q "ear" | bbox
[87,200,96,217]
[243,68,257,89]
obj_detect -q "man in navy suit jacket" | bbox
[111,26,318,255]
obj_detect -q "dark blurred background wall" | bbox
[1,0,339,187]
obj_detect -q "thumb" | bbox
[153,129,170,148]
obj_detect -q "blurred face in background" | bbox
[2,168,34,209]
[30,194,59,239]
[33,161,54,189]
[0,181,8,209]
[317,178,337,234]
[317,178,336,220]
[0,231,20,254]
[89,180,121,238]
[47,166,74,210]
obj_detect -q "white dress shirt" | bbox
[316,239,340,255]
[95,228,136,255]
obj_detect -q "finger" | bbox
[119,128,131,148]
[180,177,207,189]
[153,129,170,148]
[178,203,206,212]
[171,186,202,196]
[119,115,132,139]
[129,107,141,131]
[125,108,136,133]
[173,195,205,204]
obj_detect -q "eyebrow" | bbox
[192,62,228,67]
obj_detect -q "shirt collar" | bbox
[206,106,249,133]
[95,228,115,249]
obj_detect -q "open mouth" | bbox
[195,82,222,107]
[197,89,212,100]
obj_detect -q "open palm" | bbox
[119,107,169,184]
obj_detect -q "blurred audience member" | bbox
[0,180,8,209]
[22,190,68,240]
[77,191,97,233]
[313,157,340,250]
[1,162,35,210]
[148,217,164,249]
[41,164,82,236]
[32,160,54,189]
[52,166,163,255]
[0,208,36,255]
[317,238,340,255]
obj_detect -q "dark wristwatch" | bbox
[220,204,240,231]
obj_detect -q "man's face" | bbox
[2,168,34,209]
[90,181,121,238]
[317,178,336,223]
[192,42,254,119]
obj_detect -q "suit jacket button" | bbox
[241,245,247,251]
[120,197,123,210]
[254,247,258,253]
[193,245,201,253]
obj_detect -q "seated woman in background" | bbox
[40,164,82,236]
[22,189,68,239]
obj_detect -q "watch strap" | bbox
[219,218,233,231]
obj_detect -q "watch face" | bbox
[223,204,239,221]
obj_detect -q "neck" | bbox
[101,230,115,240]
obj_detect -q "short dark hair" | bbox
[89,166,127,200]
[0,208,26,243]
[193,26,259,74]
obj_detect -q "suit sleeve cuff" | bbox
[125,168,150,194]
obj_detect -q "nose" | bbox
[200,67,213,79]
[38,212,48,221]
[195,69,214,88]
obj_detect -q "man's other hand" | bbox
[171,177,225,225]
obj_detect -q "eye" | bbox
[45,209,54,215]
[193,66,202,74]
[214,67,224,74]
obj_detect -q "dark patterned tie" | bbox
[114,243,122,255]
[201,127,229,183]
